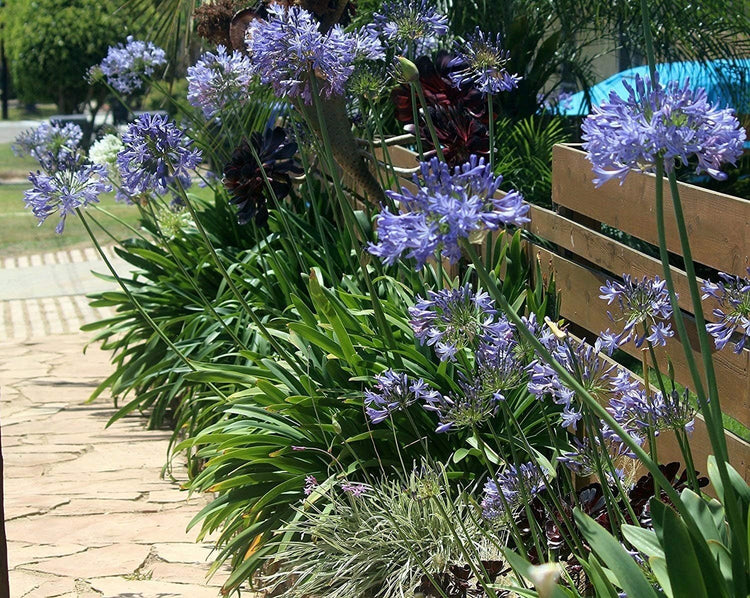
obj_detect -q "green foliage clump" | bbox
[268,469,501,598]
[3,0,125,112]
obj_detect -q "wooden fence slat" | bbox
[657,416,749,484]
[532,246,750,427]
[528,204,719,322]
[551,145,750,277]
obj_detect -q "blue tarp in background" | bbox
[560,58,750,117]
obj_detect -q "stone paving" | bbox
[0,248,246,597]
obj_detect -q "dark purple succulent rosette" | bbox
[223,126,303,226]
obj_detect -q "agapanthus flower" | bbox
[368,156,529,269]
[702,268,750,353]
[408,284,496,361]
[364,370,441,424]
[88,134,124,178]
[448,28,520,95]
[582,73,746,186]
[474,318,527,398]
[187,45,253,120]
[24,164,111,234]
[372,0,449,55]
[116,113,201,200]
[599,275,674,349]
[222,127,302,226]
[558,427,634,478]
[13,122,83,172]
[541,89,574,114]
[528,337,621,430]
[608,385,695,436]
[422,383,501,433]
[99,36,167,95]
[481,462,546,522]
[246,5,383,104]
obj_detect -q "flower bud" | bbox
[396,56,420,83]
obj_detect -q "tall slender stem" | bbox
[76,209,201,375]
[414,81,445,162]
[487,94,495,171]
[172,179,307,380]
[142,201,248,351]
[461,240,691,517]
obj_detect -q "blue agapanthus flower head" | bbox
[24,164,111,234]
[582,73,746,186]
[116,113,202,200]
[372,0,449,55]
[481,462,546,522]
[448,28,520,95]
[422,382,501,433]
[408,284,496,361]
[599,274,674,349]
[187,45,254,120]
[246,4,383,104]
[13,122,83,172]
[364,370,441,424]
[368,155,529,269]
[99,35,167,95]
[528,336,620,431]
[608,384,695,437]
[558,426,635,478]
[702,268,750,353]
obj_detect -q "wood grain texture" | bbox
[551,144,750,277]
[532,246,749,427]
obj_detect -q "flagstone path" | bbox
[0,249,247,597]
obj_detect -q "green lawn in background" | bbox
[0,141,41,178]
[0,183,144,257]
[6,103,58,122]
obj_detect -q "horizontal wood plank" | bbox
[527,204,719,322]
[551,144,750,277]
[532,246,749,427]
[657,417,749,484]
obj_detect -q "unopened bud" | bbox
[396,56,419,83]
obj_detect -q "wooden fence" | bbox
[378,142,750,481]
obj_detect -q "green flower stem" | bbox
[642,0,746,573]
[652,166,710,405]
[75,208,234,404]
[91,204,149,242]
[413,80,446,163]
[243,141,306,276]
[474,423,536,557]
[460,239,689,516]
[171,178,307,380]
[487,94,495,172]
[307,75,400,364]
[295,146,338,284]
[664,171,747,567]
[666,171,724,453]
[489,413,586,559]
[410,86,424,160]
[141,200,249,351]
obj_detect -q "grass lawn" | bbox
[6,103,58,122]
[0,183,145,257]
[0,141,41,179]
